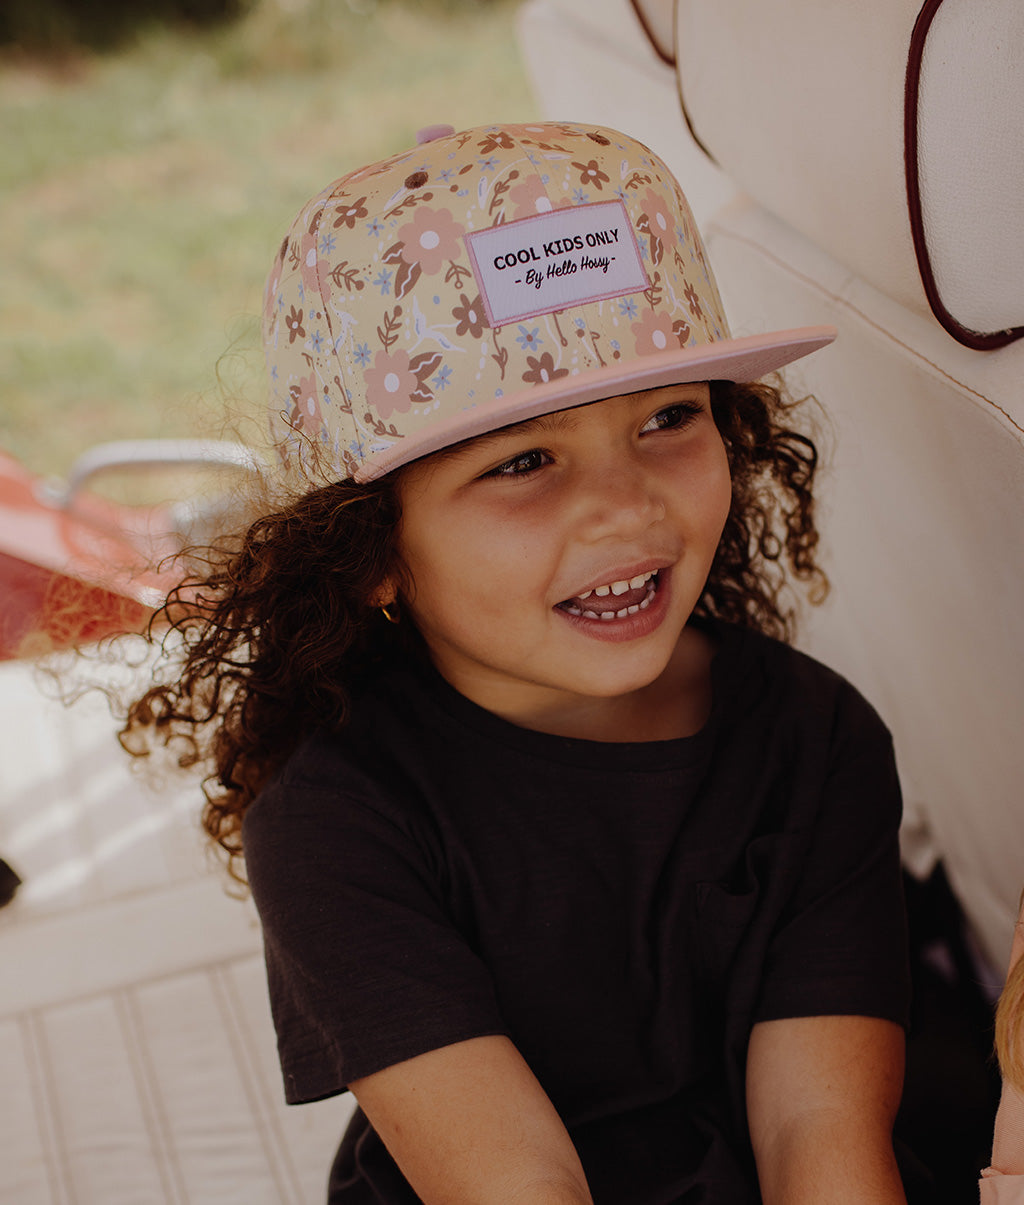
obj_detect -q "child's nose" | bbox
[573,458,666,542]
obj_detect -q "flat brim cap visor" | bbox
[358,326,835,480]
[262,122,836,484]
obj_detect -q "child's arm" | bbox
[350,1033,594,1205]
[746,1014,907,1204]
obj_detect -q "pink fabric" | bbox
[980,908,1024,1200]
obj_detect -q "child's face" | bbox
[390,383,731,730]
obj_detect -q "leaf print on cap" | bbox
[395,206,464,275]
[521,352,569,385]
[382,243,422,301]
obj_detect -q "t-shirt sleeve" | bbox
[753,682,911,1028]
[243,765,509,1104]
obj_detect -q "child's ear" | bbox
[370,579,398,610]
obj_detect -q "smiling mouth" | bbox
[557,570,659,620]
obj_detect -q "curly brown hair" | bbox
[121,378,827,880]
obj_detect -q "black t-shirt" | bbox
[243,622,910,1203]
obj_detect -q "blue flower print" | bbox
[516,325,542,352]
[374,269,393,295]
[618,298,638,320]
[572,189,589,205]
[311,330,324,353]
[354,341,372,367]
[319,231,337,257]
[433,364,453,392]
[478,156,500,172]
[366,218,384,237]
[438,168,455,184]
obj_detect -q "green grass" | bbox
[0,0,538,477]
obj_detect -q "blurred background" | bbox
[1,0,537,480]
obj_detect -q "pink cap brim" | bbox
[356,325,836,481]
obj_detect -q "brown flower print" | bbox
[684,284,704,320]
[333,196,369,230]
[452,293,487,338]
[285,305,305,344]
[522,352,570,385]
[478,130,516,154]
[572,159,610,190]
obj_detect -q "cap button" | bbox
[416,124,456,145]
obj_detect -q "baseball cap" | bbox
[262,120,835,483]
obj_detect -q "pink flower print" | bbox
[641,188,673,244]
[333,196,369,230]
[365,350,418,420]
[396,206,464,275]
[637,187,674,266]
[452,293,487,338]
[285,305,305,344]
[572,159,610,190]
[509,174,554,219]
[287,373,323,435]
[684,283,704,320]
[632,309,682,356]
[298,228,323,298]
[522,352,569,385]
[364,349,443,419]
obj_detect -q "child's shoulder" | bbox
[714,620,892,744]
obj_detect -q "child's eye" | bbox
[484,449,550,479]
[639,402,704,434]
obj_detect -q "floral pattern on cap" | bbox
[262,122,729,482]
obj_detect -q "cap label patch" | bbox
[465,201,648,327]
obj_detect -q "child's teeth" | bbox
[566,571,658,615]
[595,570,655,597]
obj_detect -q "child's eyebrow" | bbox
[442,410,579,460]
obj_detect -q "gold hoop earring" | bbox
[380,604,399,625]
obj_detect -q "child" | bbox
[981,899,1024,1199]
[124,122,912,1203]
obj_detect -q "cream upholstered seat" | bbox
[518,0,1024,974]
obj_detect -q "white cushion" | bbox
[675,0,1024,347]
